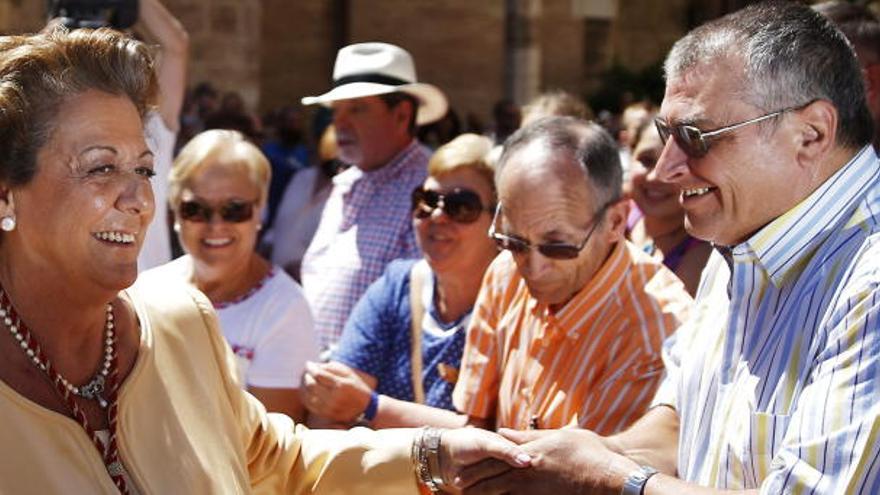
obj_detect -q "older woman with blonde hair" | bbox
[302,133,500,429]
[0,27,529,494]
[144,128,318,420]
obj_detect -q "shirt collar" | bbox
[360,139,422,183]
[739,145,879,287]
[331,139,422,188]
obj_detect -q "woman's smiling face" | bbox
[8,89,155,291]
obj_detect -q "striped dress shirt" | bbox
[653,145,880,493]
[301,140,426,350]
[453,241,692,434]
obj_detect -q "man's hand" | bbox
[438,428,532,492]
[300,361,374,423]
[458,428,638,495]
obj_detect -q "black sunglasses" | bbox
[178,199,256,223]
[488,202,610,260]
[411,186,493,224]
[654,106,796,158]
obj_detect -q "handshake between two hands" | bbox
[437,426,628,495]
[301,361,636,494]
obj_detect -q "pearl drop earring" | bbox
[0,215,15,232]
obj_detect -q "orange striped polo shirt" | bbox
[452,241,692,434]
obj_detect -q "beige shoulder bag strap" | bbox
[409,260,428,404]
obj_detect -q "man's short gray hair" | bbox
[664,1,873,149]
[497,116,622,208]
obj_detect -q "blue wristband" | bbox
[363,391,379,421]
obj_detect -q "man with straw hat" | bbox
[301,42,448,353]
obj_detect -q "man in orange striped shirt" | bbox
[452,117,692,434]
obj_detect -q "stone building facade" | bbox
[1,0,874,124]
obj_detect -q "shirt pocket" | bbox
[744,412,790,488]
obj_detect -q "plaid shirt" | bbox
[302,140,427,350]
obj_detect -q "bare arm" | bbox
[302,360,492,429]
[604,404,681,475]
[371,394,489,429]
[137,0,189,130]
[645,476,758,495]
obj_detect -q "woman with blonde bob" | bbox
[302,134,501,429]
[145,129,318,420]
[0,27,528,494]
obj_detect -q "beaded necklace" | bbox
[212,267,275,310]
[0,288,129,494]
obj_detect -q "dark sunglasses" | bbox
[411,186,493,224]
[488,202,610,260]
[178,199,256,223]
[654,106,796,158]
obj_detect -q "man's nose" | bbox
[654,136,691,184]
[519,246,551,280]
[332,109,350,128]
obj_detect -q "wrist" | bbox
[600,453,641,493]
[363,390,379,421]
[352,390,379,425]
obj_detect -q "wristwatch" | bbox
[620,465,658,495]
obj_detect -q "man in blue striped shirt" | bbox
[456,2,880,494]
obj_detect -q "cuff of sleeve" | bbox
[363,391,380,421]
[649,378,678,410]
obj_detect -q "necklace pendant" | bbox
[107,459,124,477]
[79,374,106,400]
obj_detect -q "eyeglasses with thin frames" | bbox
[488,202,611,260]
[654,105,803,158]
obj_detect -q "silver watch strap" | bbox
[620,465,659,495]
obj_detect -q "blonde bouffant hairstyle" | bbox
[168,129,272,211]
[427,133,496,201]
[0,27,157,186]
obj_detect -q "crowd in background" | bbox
[169,83,663,251]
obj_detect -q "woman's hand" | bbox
[300,361,375,423]
[432,427,531,493]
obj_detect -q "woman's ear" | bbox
[0,189,16,232]
[0,188,15,217]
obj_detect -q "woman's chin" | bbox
[99,266,139,292]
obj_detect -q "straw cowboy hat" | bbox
[302,42,448,126]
